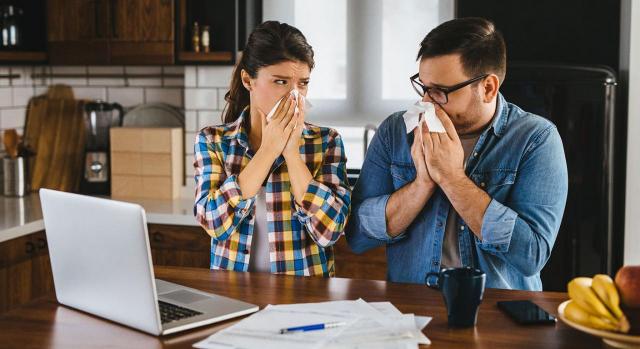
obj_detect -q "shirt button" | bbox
[432,260,439,266]
[473,152,479,157]
[480,182,486,188]
[437,222,443,227]
[242,249,249,254]
[460,225,465,231]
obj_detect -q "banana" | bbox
[567,277,617,322]
[566,276,631,333]
[591,274,630,333]
[564,300,619,331]
[592,274,624,319]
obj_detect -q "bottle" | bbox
[192,22,200,53]
[201,25,210,53]
[1,5,22,48]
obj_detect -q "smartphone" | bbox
[497,300,557,325]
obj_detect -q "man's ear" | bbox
[482,74,500,103]
[241,69,253,91]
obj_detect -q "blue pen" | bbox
[279,321,347,334]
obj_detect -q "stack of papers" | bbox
[193,299,431,349]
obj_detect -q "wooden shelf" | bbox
[0,51,47,63]
[178,51,233,63]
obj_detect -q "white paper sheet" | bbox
[194,299,432,349]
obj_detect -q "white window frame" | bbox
[263,0,454,126]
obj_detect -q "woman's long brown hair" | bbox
[222,21,315,123]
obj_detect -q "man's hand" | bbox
[423,105,466,187]
[422,104,491,239]
[384,121,438,237]
[411,121,436,190]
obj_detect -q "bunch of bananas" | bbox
[565,274,630,333]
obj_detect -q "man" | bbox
[346,17,568,290]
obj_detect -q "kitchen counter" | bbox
[0,193,198,243]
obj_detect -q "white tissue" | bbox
[266,89,312,122]
[402,101,446,134]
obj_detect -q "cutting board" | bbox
[24,85,86,192]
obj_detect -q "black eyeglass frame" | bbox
[410,73,489,104]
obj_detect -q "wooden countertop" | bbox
[0,266,602,348]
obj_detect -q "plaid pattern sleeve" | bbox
[293,129,351,248]
[193,130,255,241]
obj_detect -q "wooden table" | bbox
[0,266,602,348]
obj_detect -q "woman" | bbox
[193,21,351,277]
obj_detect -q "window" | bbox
[294,0,347,100]
[263,0,454,124]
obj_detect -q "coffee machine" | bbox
[79,101,123,195]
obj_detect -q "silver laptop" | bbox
[40,189,259,336]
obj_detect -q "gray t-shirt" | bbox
[440,134,480,269]
[248,187,270,273]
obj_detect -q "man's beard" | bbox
[451,98,486,136]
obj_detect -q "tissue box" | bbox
[110,127,183,199]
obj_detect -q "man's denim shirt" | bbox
[346,93,568,290]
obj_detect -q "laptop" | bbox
[39,189,259,336]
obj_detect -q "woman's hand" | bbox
[282,93,312,205]
[282,92,305,160]
[258,92,297,160]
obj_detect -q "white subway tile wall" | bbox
[51,66,88,86]
[145,88,183,107]
[183,66,231,195]
[12,87,35,107]
[107,87,145,107]
[0,64,233,198]
[197,110,217,130]
[184,88,217,110]
[196,66,234,88]
[0,67,10,87]
[73,87,107,101]
[185,110,198,132]
[0,88,12,108]
[184,66,197,87]
[0,107,26,130]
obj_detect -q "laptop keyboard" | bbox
[158,300,203,324]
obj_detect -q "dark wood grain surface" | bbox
[0,266,603,348]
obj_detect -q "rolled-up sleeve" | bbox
[193,131,255,241]
[293,131,352,248]
[477,199,518,252]
[476,125,568,277]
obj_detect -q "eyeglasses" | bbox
[410,73,489,105]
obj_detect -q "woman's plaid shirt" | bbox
[193,111,351,277]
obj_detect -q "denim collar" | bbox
[489,93,508,137]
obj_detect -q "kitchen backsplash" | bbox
[0,65,366,198]
[0,65,234,197]
[183,66,234,195]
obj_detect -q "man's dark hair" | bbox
[417,17,506,84]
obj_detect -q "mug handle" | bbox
[426,271,442,290]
